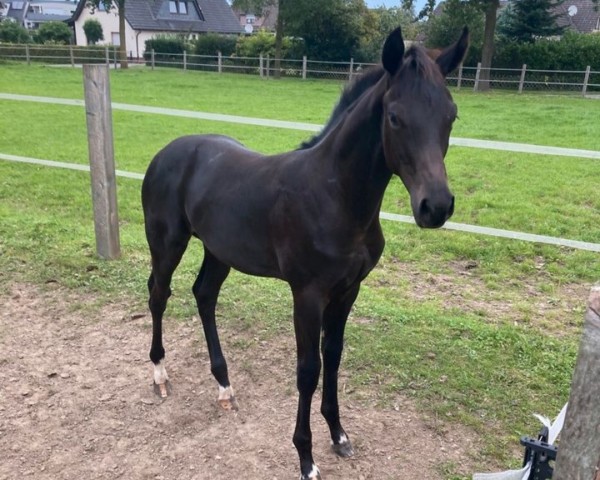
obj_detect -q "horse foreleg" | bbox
[321,284,360,458]
[292,287,325,480]
[193,248,236,410]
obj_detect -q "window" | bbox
[169,0,187,14]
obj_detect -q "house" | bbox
[232,4,278,33]
[69,0,242,58]
[556,0,600,33]
[4,0,75,29]
[1,1,9,19]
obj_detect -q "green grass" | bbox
[1,64,599,477]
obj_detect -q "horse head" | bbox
[380,27,469,228]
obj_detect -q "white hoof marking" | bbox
[153,360,169,385]
[218,385,234,401]
[302,464,320,480]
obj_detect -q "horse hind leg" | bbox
[146,225,190,398]
[192,247,236,410]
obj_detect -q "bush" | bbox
[0,20,32,43]
[235,30,305,59]
[83,19,103,45]
[494,32,600,71]
[193,33,237,56]
[145,34,187,55]
[34,21,72,45]
[144,35,188,67]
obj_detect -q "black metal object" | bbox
[520,426,558,480]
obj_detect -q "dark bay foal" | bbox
[142,26,469,480]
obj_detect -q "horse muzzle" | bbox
[413,191,455,229]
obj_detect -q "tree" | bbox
[356,6,416,62]
[35,21,72,44]
[424,0,484,65]
[283,0,370,61]
[406,0,499,92]
[498,0,565,42]
[0,20,32,43]
[83,18,104,45]
[88,0,127,68]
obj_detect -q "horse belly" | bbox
[190,204,283,279]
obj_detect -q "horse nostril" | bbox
[448,195,455,218]
[418,198,430,219]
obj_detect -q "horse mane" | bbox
[298,45,440,150]
[299,65,385,150]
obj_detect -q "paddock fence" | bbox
[1,43,599,95]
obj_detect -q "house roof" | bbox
[232,4,278,30]
[26,11,70,21]
[555,0,600,33]
[69,0,242,34]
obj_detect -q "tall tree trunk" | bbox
[478,0,498,91]
[273,0,283,79]
[118,1,128,69]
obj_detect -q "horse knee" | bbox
[293,429,312,453]
[297,358,321,394]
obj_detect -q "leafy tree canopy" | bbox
[283,0,370,61]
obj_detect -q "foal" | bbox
[142,26,468,480]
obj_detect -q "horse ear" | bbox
[382,27,405,76]
[436,26,470,77]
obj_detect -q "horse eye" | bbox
[388,112,400,128]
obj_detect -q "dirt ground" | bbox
[0,283,482,480]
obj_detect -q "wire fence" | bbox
[1,43,599,95]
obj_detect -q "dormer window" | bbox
[169,0,187,14]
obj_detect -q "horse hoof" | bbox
[332,440,354,458]
[300,465,321,479]
[218,396,239,411]
[153,381,171,398]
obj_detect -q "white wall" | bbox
[74,4,150,58]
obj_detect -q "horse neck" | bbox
[315,77,393,226]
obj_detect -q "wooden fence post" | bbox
[151,49,155,70]
[69,44,74,67]
[183,50,187,71]
[105,45,109,66]
[349,57,354,81]
[553,285,600,479]
[302,55,307,80]
[26,44,30,66]
[259,53,263,78]
[266,55,270,78]
[113,47,117,69]
[473,62,481,92]
[582,66,591,97]
[518,64,527,94]
[82,64,120,260]
[457,63,463,90]
[218,51,222,74]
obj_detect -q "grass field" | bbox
[1,64,599,477]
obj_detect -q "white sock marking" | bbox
[153,360,169,385]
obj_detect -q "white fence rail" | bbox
[1,43,599,95]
